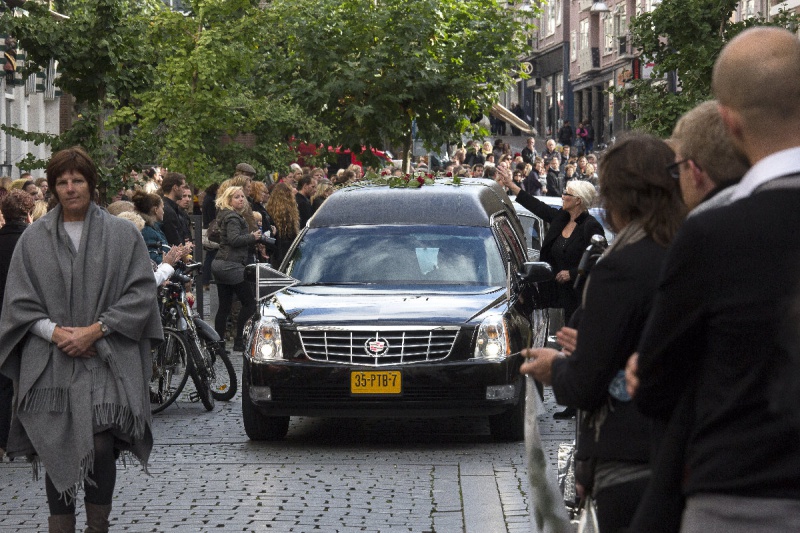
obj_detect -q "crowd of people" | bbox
[0,26,798,533]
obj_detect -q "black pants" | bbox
[214,280,256,342]
[46,431,116,514]
[594,476,650,533]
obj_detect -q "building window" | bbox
[571,30,577,61]
[615,5,627,37]
[742,0,754,19]
[579,18,589,51]
[604,15,614,55]
[556,0,562,27]
[547,0,557,35]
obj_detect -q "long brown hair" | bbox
[599,133,686,246]
[266,182,299,238]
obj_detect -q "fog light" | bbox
[486,384,515,401]
[250,385,272,401]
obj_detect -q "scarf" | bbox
[0,202,163,500]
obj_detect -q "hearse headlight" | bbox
[473,315,510,360]
[249,316,283,362]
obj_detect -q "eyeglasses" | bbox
[562,192,576,198]
[666,159,702,180]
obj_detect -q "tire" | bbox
[150,329,190,414]
[208,341,237,401]
[242,366,290,441]
[489,378,525,442]
[186,333,215,411]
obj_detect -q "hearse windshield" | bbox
[286,225,506,286]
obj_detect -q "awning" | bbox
[490,103,536,135]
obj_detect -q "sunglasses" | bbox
[562,192,576,198]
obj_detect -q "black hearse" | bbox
[241,178,551,441]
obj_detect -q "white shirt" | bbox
[729,146,800,201]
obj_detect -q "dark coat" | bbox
[551,237,667,463]
[0,221,27,316]
[545,168,563,197]
[295,192,313,230]
[162,196,192,246]
[636,182,800,499]
[514,189,603,319]
[216,209,256,265]
[202,192,217,229]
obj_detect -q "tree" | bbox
[109,0,331,187]
[613,1,800,137]
[1,0,158,195]
[258,0,535,169]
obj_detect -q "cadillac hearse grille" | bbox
[298,326,460,366]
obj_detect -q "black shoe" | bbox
[553,407,576,420]
[233,339,245,352]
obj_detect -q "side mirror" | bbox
[244,263,298,300]
[520,261,553,283]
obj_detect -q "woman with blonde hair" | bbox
[265,182,299,269]
[311,182,333,213]
[30,200,48,222]
[211,186,261,351]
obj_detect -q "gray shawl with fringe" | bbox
[0,202,163,499]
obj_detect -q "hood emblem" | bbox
[365,337,390,356]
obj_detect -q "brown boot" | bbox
[48,513,76,533]
[84,502,111,533]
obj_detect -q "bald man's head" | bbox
[713,27,800,135]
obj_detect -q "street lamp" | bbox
[590,1,611,13]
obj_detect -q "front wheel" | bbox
[242,366,290,441]
[150,329,190,414]
[208,341,237,401]
[186,334,215,411]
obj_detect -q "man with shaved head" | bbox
[632,27,800,532]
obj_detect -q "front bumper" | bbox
[244,356,524,418]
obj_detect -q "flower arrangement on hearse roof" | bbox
[356,168,462,188]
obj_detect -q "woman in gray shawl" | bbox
[0,147,163,532]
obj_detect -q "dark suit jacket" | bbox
[551,237,665,462]
[162,196,192,246]
[636,181,800,499]
[296,192,313,230]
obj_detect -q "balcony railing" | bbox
[577,47,601,75]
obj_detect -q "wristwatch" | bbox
[98,321,110,336]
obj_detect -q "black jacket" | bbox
[0,221,27,312]
[162,196,192,246]
[545,168,563,197]
[514,189,604,281]
[295,192,313,230]
[636,183,800,499]
[551,237,666,463]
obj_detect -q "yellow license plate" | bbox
[350,370,401,394]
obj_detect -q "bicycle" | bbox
[150,261,237,413]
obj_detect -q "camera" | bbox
[258,231,276,247]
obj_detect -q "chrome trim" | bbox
[297,326,460,366]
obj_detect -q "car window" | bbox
[516,213,543,252]
[286,225,507,286]
[493,216,526,267]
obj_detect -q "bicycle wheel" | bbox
[186,333,215,411]
[150,328,190,414]
[206,339,237,401]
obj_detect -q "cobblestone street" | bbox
[0,290,574,532]
[0,345,574,532]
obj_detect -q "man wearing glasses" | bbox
[666,100,749,216]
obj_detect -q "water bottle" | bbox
[608,369,631,402]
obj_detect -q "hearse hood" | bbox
[265,286,508,326]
